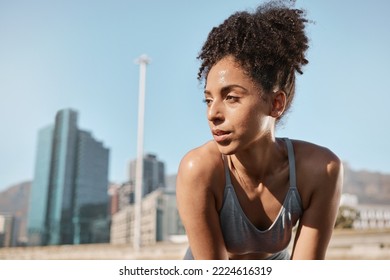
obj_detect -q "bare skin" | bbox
[176,56,343,260]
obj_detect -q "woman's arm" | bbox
[291,149,343,259]
[176,147,228,259]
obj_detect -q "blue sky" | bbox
[1,0,390,192]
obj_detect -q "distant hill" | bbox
[0,181,31,244]
[343,164,390,205]
[0,180,31,214]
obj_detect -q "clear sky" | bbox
[1,0,390,192]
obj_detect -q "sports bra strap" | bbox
[222,155,232,186]
[283,138,297,189]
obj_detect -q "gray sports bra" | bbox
[219,137,303,257]
[183,138,303,259]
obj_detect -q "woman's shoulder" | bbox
[291,139,343,174]
[290,139,343,206]
[177,141,224,177]
[176,141,226,209]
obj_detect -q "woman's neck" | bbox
[229,136,287,181]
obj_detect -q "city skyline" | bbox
[1,0,390,192]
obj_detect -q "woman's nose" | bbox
[207,100,224,123]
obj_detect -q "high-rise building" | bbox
[27,109,110,246]
[128,154,166,197]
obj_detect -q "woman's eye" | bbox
[203,98,212,106]
[226,95,239,102]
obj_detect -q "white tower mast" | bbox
[134,54,150,250]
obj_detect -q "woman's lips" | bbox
[212,129,231,143]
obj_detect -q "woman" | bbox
[176,1,343,260]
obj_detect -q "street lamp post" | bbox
[134,54,150,250]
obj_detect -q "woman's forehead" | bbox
[206,58,251,87]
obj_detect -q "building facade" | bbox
[129,154,165,197]
[0,214,17,247]
[340,193,390,230]
[110,154,183,246]
[27,109,110,246]
[110,188,185,246]
[353,205,390,229]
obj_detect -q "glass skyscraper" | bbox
[27,109,110,246]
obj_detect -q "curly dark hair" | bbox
[197,0,309,122]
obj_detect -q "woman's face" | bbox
[204,56,274,155]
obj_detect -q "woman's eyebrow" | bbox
[204,84,248,95]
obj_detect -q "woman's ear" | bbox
[270,90,287,119]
